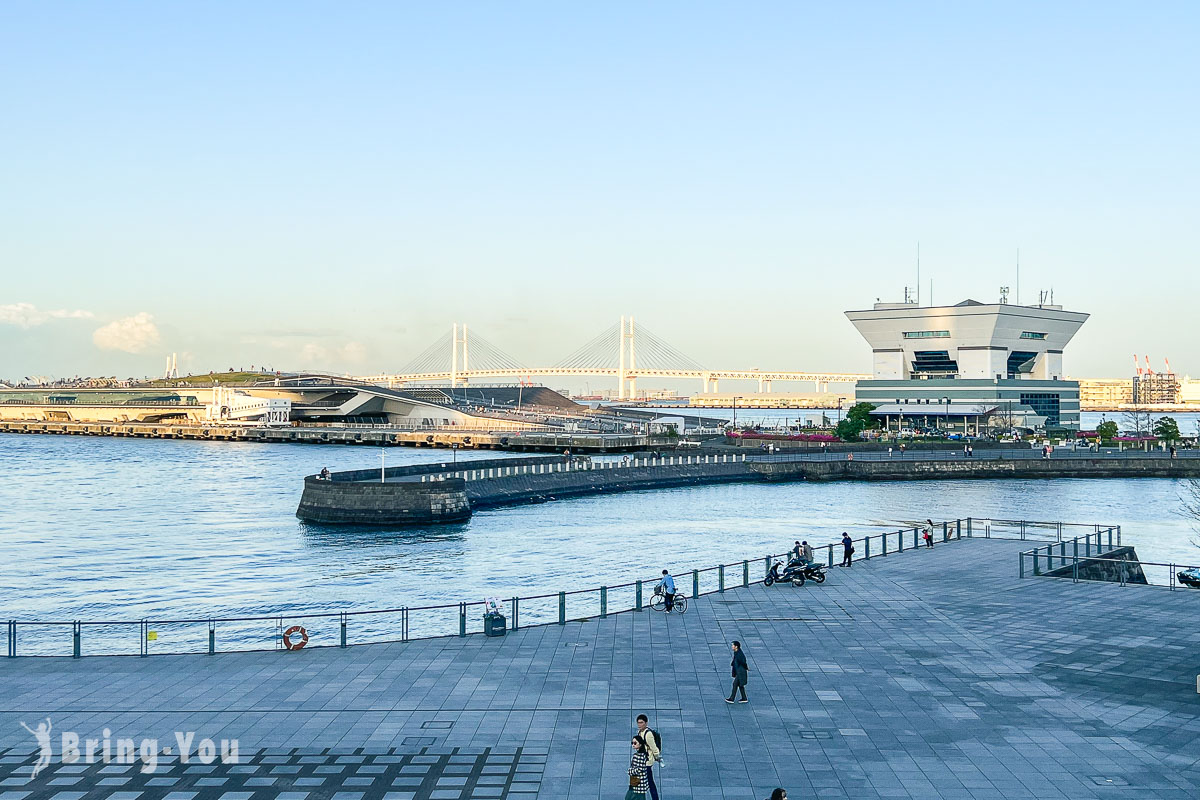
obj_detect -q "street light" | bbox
[731,396,741,430]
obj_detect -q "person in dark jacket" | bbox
[725,641,749,703]
[841,532,854,567]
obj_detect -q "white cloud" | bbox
[92,312,162,354]
[298,341,368,367]
[0,302,94,327]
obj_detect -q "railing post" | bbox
[1073,538,1078,571]
[1033,549,1040,576]
[827,546,834,567]
[1057,521,1063,541]
[898,530,904,552]
[1072,551,1078,583]
[402,607,409,642]
[636,580,643,611]
[883,532,888,556]
[558,592,566,624]
[600,586,607,618]
[719,564,725,593]
[957,519,963,539]
[942,521,948,543]
[1108,528,1113,549]
[967,517,972,537]
[1086,534,1092,557]
[742,560,749,587]
[764,555,771,578]
[1117,525,1121,546]
[1020,520,1026,540]
[7,621,14,658]
[913,528,919,549]
[512,597,519,629]
[72,621,81,658]
[864,536,870,559]
[692,569,699,600]
[1019,551,1024,579]
[459,603,467,637]
[340,613,348,648]
[208,620,216,654]
[1170,564,1175,591]
[1059,541,1066,568]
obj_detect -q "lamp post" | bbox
[731,396,740,430]
[451,442,459,465]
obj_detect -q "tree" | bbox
[834,418,863,442]
[1122,409,1154,438]
[1096,421,1118,441]
[1154,417,1180,441]
[845,402,877,430]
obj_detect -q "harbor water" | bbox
[1,433,1198,653]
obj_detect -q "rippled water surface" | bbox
[2,434,1198,630]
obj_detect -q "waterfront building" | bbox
[846,297,1089,431]
[1132,371,1180,405]
[1077,378,1134,410]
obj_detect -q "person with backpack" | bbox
[635,714,661,800]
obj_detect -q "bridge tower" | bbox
[449,323,470,388]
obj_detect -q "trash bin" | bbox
[484,614,507,637]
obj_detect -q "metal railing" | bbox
[1019,532,1198,589]
[2,517,1114,658]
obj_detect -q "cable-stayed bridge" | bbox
[361,318,868,399]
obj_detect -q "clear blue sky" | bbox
[2,2,1197,382]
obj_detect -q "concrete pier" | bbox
[1,538,1197,798]
[298,450,1200,525]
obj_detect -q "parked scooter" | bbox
[764,560,806,587]
[796,560,827,584]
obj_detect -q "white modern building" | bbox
[846,298,1090,431]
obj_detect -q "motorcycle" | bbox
[797,560,827,584]
[1178,567,1200,589]
[764,560,806,587]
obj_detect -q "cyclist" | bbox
[659,569,676,612]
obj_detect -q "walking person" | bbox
[725,641,749,703]
[841,532,854,567]
[625,737,650,799]
[634,715,661,800]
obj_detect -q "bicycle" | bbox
[649,584,688,613]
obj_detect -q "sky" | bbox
[1,2,1198,386]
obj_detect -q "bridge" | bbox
[362,318,868,399]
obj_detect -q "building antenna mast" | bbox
[916,242,921,306]
[1016,247,1020,306]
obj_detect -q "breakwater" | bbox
[296,450,1200,525]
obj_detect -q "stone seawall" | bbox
[749,457,1200,482]
[296,476,471,525]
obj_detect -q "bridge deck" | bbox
[2,537,1198,799]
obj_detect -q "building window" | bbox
[911,351,958,373]
[902,330,950,339]
[1020,392,1060,425]
[1006,351,1038,377]
[1020,331,1047,339]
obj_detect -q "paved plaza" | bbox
[2,536,1199,799]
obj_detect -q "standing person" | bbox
[967,444,974,457]
[625,737,649,799]
[841,532,854,567]
[635,715,661,800]
[923,527,934,548]
[800,540,815,566]
[659,569,676,612]
[725,641,749,703]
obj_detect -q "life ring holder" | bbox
[282,625,309,650]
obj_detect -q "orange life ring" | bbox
[282,625,309,650]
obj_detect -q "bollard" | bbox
[459,603,466,637]
[692,569,699,600]
[511,597,519,630]
[636,580,643,611]
[742,560,749,587]
[209,621,216,654]
[558,592,566,624]
[719,565,725,593]
[73,621,81,658]
[600,586,607,618]
[340,613,348,648]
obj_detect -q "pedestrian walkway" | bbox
[2,537,1199,799]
